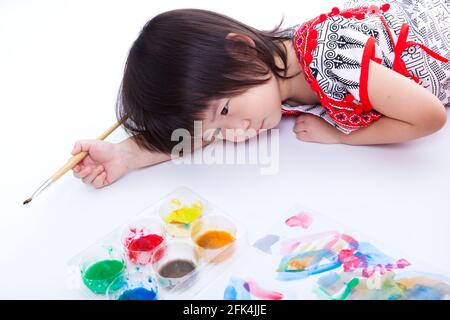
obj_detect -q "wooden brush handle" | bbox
[50,117,127,183]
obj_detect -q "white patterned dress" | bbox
[281,0,450,134]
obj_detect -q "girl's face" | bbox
[202,72,283,142]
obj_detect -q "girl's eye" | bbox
[220,103,229,115]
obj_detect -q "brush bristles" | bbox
[23,198,32,205]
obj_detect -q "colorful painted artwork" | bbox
[223,207,450,300]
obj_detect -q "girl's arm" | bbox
[120,136,171,170]
[121,135,215,170]
[340,60,447,145]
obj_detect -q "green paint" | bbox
[82,259,125,294]
[336,278,360,300]
[315,277,360,300]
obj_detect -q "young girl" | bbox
[71,0,449,188]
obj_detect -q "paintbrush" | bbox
[23,117,127,205]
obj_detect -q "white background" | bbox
[0,0,449,299]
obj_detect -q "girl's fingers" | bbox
[82,166,104,184]
[296,131,308,141]
[74,166,91,178]
[294,116,310,133]
[71,139,95,155]
[83,155,97,166]
[92,172,107,188]
[71,143,80,155]
[293,124,305,133]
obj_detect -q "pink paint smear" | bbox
[285,212,313,229]
[246,279,284,300]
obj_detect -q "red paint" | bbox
[338,249,361,272]
[124,228,164,265]
[128,234,164,252]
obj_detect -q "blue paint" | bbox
[277,249,342,281]
[277,271,310,281]
[224,277,251,300]
[118,287,157,300]
[317,272,341,288]
[347,239,359,250]
[357,242,394,266]
[388,293,402,300]
[223,285,237,300]
[404,285,443,300]
[252,234,280,254]
[277,261,342,281]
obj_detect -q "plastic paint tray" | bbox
[66,187,248,300]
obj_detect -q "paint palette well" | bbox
[67,187,248,300]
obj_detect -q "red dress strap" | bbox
[392,23,449,84]
[359,36,381,113]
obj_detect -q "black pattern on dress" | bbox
[336,35,366,49]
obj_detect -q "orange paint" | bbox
[195,230,235,249]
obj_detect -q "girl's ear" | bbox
[225,32,256,47]
[224,32,257,61]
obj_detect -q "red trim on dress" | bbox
[359,36,380,113]
[281,108,303,117]
[392,23,449,83]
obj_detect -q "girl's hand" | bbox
[293,113,344,144]
[70,139,129,188]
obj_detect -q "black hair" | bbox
[116,8,298,154]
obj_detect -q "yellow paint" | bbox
[195,230,235,249]
[287,256,313,271]
[163,201,202,224]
